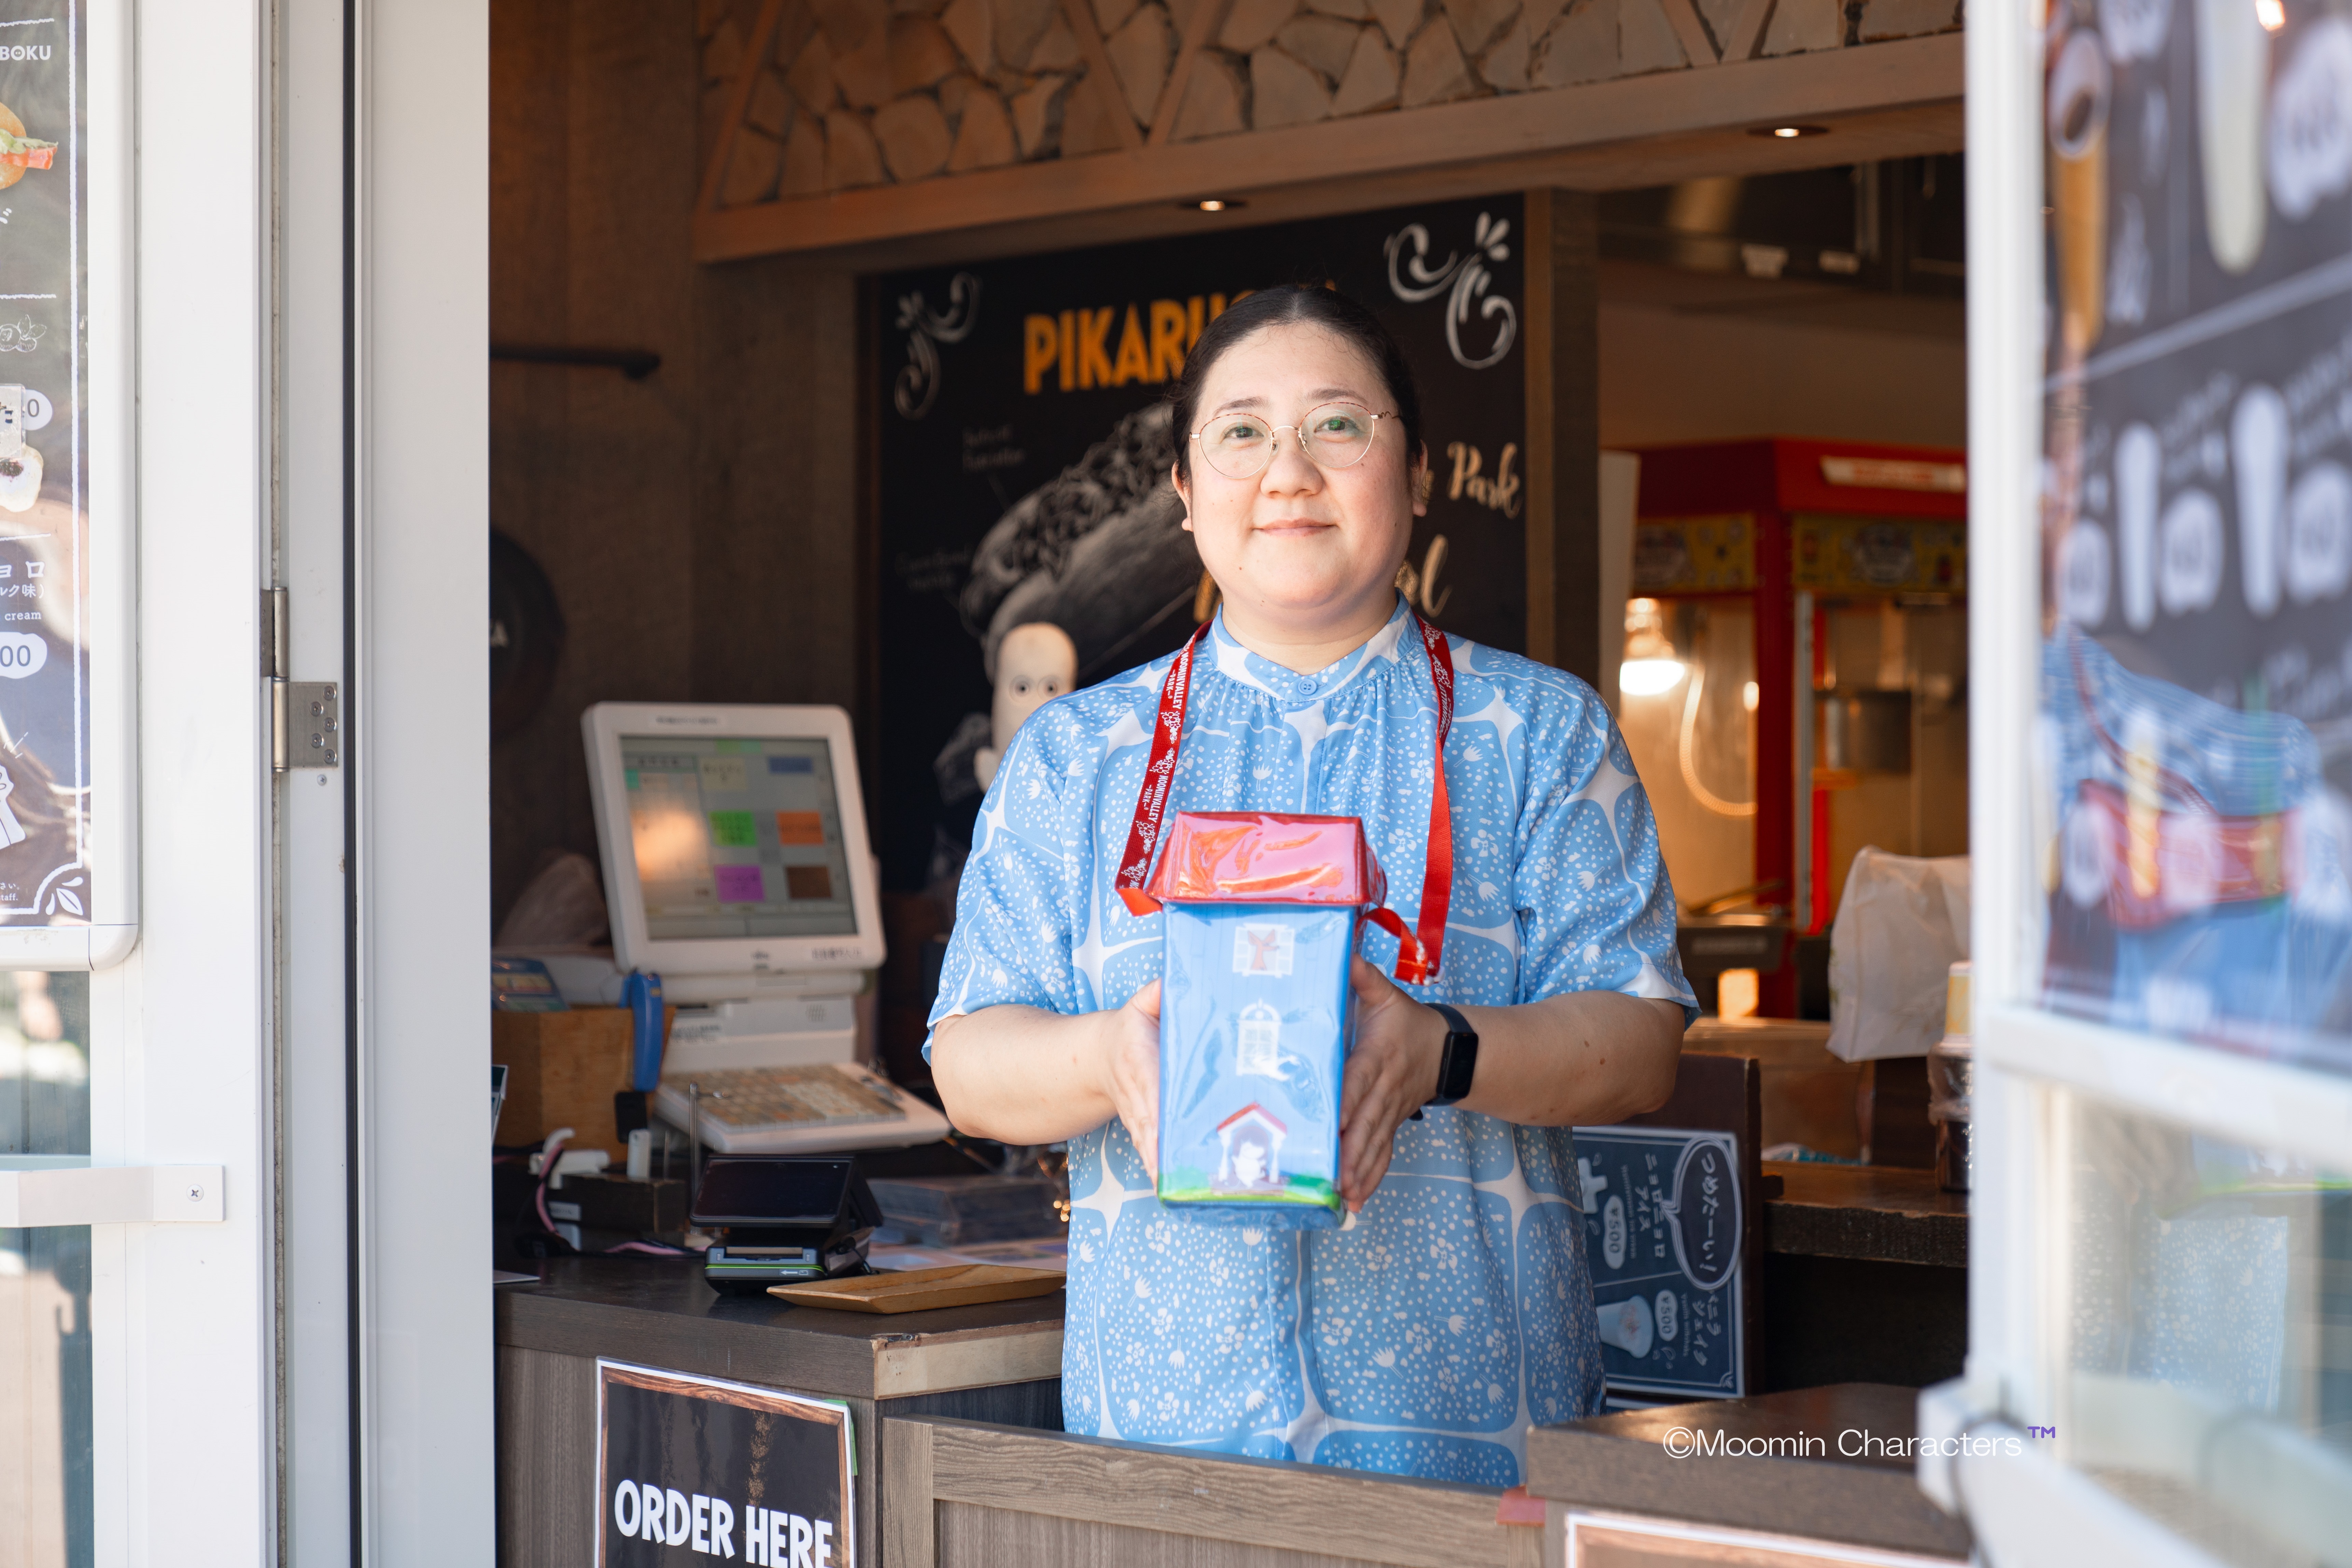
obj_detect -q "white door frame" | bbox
[1936,0,2352,1559]
[89,0,490,1562]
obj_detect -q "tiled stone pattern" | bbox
[696,0,1961,203]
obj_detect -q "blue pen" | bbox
[623,971,665,1092]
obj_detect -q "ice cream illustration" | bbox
[1596,1293,1656,1358]
[2287,461,2352,603]
[0,767,28,848]
[2267,18,2352,222]
[2050,30,2113,353]
[2233,384,2287,617]
[2116,422,2160,629]
[2198,0,2271,271]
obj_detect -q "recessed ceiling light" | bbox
[1751,124,1828,139]
[1191,197,1246,212]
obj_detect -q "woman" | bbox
[928,285,1694,1486]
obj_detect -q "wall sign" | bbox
[2037,0,2352,1073]
[1575,1127,1745,1403]
[596,1360,854,1567]
[873,197,1526,889]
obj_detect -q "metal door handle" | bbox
[0,1163,224,1225]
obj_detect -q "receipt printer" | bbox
[695,1155,883,1297]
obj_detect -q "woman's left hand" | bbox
[1337,957,1447,1212]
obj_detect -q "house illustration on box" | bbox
[1214,1103,1287,1193]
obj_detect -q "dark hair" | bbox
[1167,284,1424,483]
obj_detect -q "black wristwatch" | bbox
[1424,1002,1479,1108]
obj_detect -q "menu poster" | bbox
[874,198,1526,888]
[0,2,86,930]
[2039,0,2352,1073]
[1574,1127,1745,1403]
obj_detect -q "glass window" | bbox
[2061,1091,2352,1566]
[1,971,93,1568]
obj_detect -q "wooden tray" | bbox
[767,1264,1065,1314]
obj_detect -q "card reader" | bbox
[693,1155,883,1297]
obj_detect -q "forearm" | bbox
[928,1004,1118,1144]
[1450,992,1685,1127]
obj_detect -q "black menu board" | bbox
[0,2,89,932]
[875,198,1526,888]
[1575,1126,1746,1403]
[2039,0,2352,1074]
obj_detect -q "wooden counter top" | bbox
[1764,1161,1968,1268]
[1525,1383,1971,1559]
[494,1257,1065,1400]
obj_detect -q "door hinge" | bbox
[265,587,340,771]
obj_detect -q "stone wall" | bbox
[697,0,1962,202]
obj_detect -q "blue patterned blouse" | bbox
[928,594,1696,1485]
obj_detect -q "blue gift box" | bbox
[1146,814,1389,1227]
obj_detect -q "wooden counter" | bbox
[1764,1161,1968,1268]
[494,1257,1066,1567]
[1525,1383,1972,1562]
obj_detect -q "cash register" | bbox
[558,701,950,1154]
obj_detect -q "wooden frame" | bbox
[883,1415,1546,1568]
[1521,190,1599,680]
[693,33,1962,265]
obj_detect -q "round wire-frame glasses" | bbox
[1189,402,1395,481]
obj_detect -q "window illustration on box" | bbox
[2037,0,2352,1075]
[1234,1001,1283,1078]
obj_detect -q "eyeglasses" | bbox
[1189,402,1394,481]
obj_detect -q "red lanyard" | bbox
[1114,611,1455,986]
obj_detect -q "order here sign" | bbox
[596,1360,854,1567]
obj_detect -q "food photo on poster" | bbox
[2039,0,2352,1074]
[874,197,1526,894]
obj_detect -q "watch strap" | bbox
[1426,1002,1479,1107]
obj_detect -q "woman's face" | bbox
[1174,322,1425,634]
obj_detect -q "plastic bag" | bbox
[1827,848,1970,1062]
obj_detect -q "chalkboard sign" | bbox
[1575,1126,1746,1403]
[874,198,1526,888]
[2036,0,2352,1072]
[596,1360,854,1567]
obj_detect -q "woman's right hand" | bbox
[1095,979,1164,1171]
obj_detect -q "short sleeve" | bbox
[1510,687,1699,1022]
[924,714,1092,1057]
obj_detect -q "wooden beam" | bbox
[696,0,790,216]
[1522,190,1601,680]
[1149,0,1239,146]
[1721,0,1778,61]
[1654,0,1723,66]
[694,32,1961,262]
[1059,0,1147,151]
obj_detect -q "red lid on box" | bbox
[1143,813,1388,907]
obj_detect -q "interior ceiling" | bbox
[1596,258,1966,340]
[742,99,1964,275]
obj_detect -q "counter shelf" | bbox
[1524,1383,1972,1563]
[1764,1160,1967,1269]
